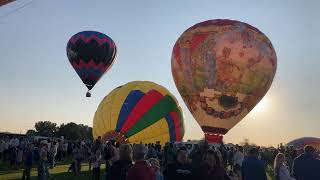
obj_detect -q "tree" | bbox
[31,121,93,140]
[57,122,93,141]
[26,129,37,137]
[57,122,80,140]
[34,121,57,137]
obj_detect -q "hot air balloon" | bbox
[287,137,320,151]
[66,31,117,97]
[92,81,184,145]
[171,19,277,142]
[0,0,15,7]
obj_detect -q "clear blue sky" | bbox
[0,0,319,146]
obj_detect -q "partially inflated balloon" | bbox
[171,19,277,142]
[287,137,320,150]
[66,31,117,97]
[93,81,184,145]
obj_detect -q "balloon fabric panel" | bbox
[96,87,120,137]
[115,90,145,132]
[120,90,164,134]
[128,118,170,144]
[124,95,178,138]
[175,107,185,138]
[164,115,177,142]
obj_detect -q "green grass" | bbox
[1,158,275,180]
[0,157,106,180]
[267,167,275,180]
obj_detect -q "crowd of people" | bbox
[0,135,320,180]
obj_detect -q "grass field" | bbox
[0,157,275,180]
[0,157,106,180]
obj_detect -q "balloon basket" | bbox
[205,133,223,143]
[86,91,91,97]
[102,131,128,144]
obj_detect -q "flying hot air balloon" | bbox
[66,31,117,97]
[92,81,185,145]
[171,19,277,142]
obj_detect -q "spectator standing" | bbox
[107,144,133,180]
[233,146,244,176]
[38,150,49,180]
[22,144,34,180]
[196,149,231,180]
[92,150,102,180]
[241,147,267,180]
[274,153,295,180]
[292,145,320,180]
[163,146,193,180]
[149,158,163,180]
[126,144,155,180]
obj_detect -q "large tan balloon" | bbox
[171,19,277,142]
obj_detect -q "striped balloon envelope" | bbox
[287,137,320,151]
[93,81,185,145]
[66,31,117,97]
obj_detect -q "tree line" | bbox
[26,121,93,141]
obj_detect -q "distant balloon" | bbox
[66,31,117,97]
[171,19,277,142]
[93,81,185,145]
[287,137,320,150]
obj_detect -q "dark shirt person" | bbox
[292,145,320,180]
[22,144,34,180]
[241,147,267,180]
[190,140,209,170]
[163,146,193,180]
[197,149,231,180]
[106,144,133,180]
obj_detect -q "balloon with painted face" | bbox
[92,81,184,145]
[171,19,277,142]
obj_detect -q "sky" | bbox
[0,0,319,147]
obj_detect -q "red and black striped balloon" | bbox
[66,31,117,96]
